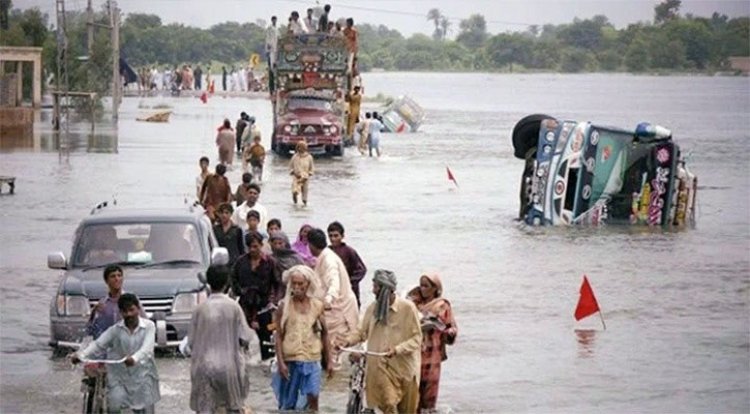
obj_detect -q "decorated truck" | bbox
[271,33,350,156]
[512,114,697,227]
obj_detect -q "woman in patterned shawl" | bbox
[408,273,458,413]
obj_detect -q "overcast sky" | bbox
[19,0,750,36]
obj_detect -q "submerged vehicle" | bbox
[47,203,228,349]
[271,33,349,156]
[513,114,697,227]
[380,95,426,133]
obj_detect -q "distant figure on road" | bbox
[289,141,314,206]
[216,119,235,166]
[195,156,211,201]
[222,66,228,91]
[194,65,203,90]
[200,163,232,222]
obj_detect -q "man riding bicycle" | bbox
[71,293,161,413]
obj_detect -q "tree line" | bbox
[1,0,748,100]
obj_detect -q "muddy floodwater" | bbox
[1,73,749,413]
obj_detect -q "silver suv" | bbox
[47,204,228,349]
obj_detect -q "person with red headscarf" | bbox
[408,273,458,413]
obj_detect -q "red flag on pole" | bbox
[446,166,459,188]
[574,275,600,321]
[200,92,208,104]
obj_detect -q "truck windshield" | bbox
[72,222,204,267]
[287,98,332,112]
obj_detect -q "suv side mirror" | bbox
[47,252,67,270]
[210,247,229,266]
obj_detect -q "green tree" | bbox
[597,50,622,71]
[426,8,442,41]
[648,32,687,69]
[439,16,451,41]
[486,33,533,71]
[624,34,650,72]
[529,38,561,69]
[665,18,713,69]
[655,0,681,24]
[558,16,611,51]
[559,47,596,72]
[123,13,161,30]
[456,14,488,49]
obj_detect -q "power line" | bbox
[271,0,535,27]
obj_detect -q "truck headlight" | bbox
[284,125,292,133]
[329,126,337,134]
[172,290,207,313]
[56,294,90,316]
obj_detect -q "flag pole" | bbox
[598,310,607,331]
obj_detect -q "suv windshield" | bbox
[72,222,204,267]
[287,97,332,112]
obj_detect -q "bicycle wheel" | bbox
[346,391,362,414]
[91,373,107,413]
[81,377,95,414]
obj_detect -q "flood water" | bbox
[1,72,749,413]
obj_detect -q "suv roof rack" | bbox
[90,199,117,215]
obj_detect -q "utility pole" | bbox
[86,0,94,56]
[109,0,119,122]
[54,0,69,135]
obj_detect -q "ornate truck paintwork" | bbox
[272,33,349,156]
[515,115,697,228]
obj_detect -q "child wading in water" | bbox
[289,141,314,206]
[248,134,266,183]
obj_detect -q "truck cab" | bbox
[273,89,344,156]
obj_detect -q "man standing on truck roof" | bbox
[289,11,304,35]
[343,18,358,74]
[265,16,279,68]
[303,8,316,34]
[317,4,331,33]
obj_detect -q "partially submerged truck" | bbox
[513,114,697,227]
[271,33,349,156]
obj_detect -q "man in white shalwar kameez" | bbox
[306,228,359,367]
[187,265,253,413]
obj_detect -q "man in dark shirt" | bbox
[327,221,367,308]
[232,231,279,360]
[235,112,249,154]
[212,203,244,265]
[194,65,203,90]
[318,4,331,33]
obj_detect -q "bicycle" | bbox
[56,339,110,414]
[340,347,384,414]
